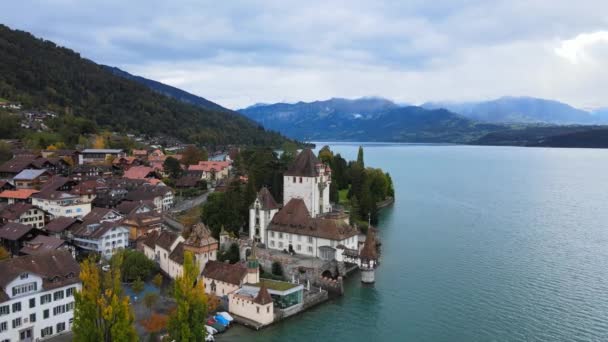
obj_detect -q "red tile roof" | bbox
[188,161,230,172]
[0,189,39,199]
[202,260,247,286]
[123,166,156,180]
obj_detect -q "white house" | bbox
[0,203,46,229]
[143,223,218,279]
[266,198,359,259]
[248,187,280,244]
[124,185,174,213]
[31,191,91,219]
[78,149,125,165]
[0,251,80,342]
[283,149,331,218]
[69,222,129,259]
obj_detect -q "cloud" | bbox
[2,0,608,108]
[555,31,608,64]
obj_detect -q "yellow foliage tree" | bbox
[73,256,137,342]
[93,135,106,149]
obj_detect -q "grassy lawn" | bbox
[339,188,350,206]
[256,279,298,291]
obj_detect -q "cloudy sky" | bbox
[3,0,608,109]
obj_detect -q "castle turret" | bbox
[246,242,260,284]
[249,187,279,244]
[360,228,379,284]
[283,149,332,218]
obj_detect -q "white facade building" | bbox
[0,251,80,342]
[283,149,331,218]
[265,198,359,260]
[70,222,129,259]
[31,191,91,219]
[248,187,280,244]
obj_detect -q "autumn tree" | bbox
[142,313,168,335]
[181,145,208,166]
[143,292,159,315]
[72,256,137,342]
[168,251,207,342]
[0,247,9,261]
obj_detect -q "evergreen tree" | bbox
[168,252,207,342]
[357,146,365,168]
[163,156,183,179]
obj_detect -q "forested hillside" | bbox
[0,24,288,147]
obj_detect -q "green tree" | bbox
[168,251,207,342]
[318,145,333,164]
[152,273,163,289]
[271,261,284,277]
[132,277,145,296]
[219,243,240,264]
[73,256,137,342]
[163,156,183,179]
[0,141,12,163]
[114,249,156,282]
[357,146,365,168]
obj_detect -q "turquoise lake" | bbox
[222,143,608,341]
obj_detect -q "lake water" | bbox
[222,143,608,341]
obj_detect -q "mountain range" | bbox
[238,97,504,143]
[0,24,289,147]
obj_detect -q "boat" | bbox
[210,322,226,333]
[214,314,230,326]
[205,334,215,342]
[205,325,218,335]
[217,312,234,322]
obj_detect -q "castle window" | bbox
[257,306,260,313]
[299,177,302,183]
[293,177,296,183]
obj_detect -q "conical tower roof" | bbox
[360,228,378,261]
[254,284,273,305]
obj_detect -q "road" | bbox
[171,188,213,213]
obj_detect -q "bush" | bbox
[115,250,157,282]
[271,261,284,277]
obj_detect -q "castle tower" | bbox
[249,187,279,244]
[283,149,332,218]
[246,242,260,284]
[359,228,379,284]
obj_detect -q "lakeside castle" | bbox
[248,148,379,283]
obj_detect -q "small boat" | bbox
[214,315,230,326]
[210,322,226,333]
[217,312,234,322]
[205,325,217,335]
[205,334,215,342]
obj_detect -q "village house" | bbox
[117,201,163,241]
[143,223,218,279]
[0,251,80,342]
[123,165,159,182]
[0,203,46,229]
[0,156,38,180]
[78,149,125,165]
[31,191,91,219]
[124,185,174,212]
[143,230,183,278]
[201,260,248,297]
[0,181,14,192]
[0,222,40,256]
[13,169,52,189]
[187,161,231,181]
[69,221,129,259]
[0,189,39,204]
[43,217,79,239]
[19,235,70,257]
